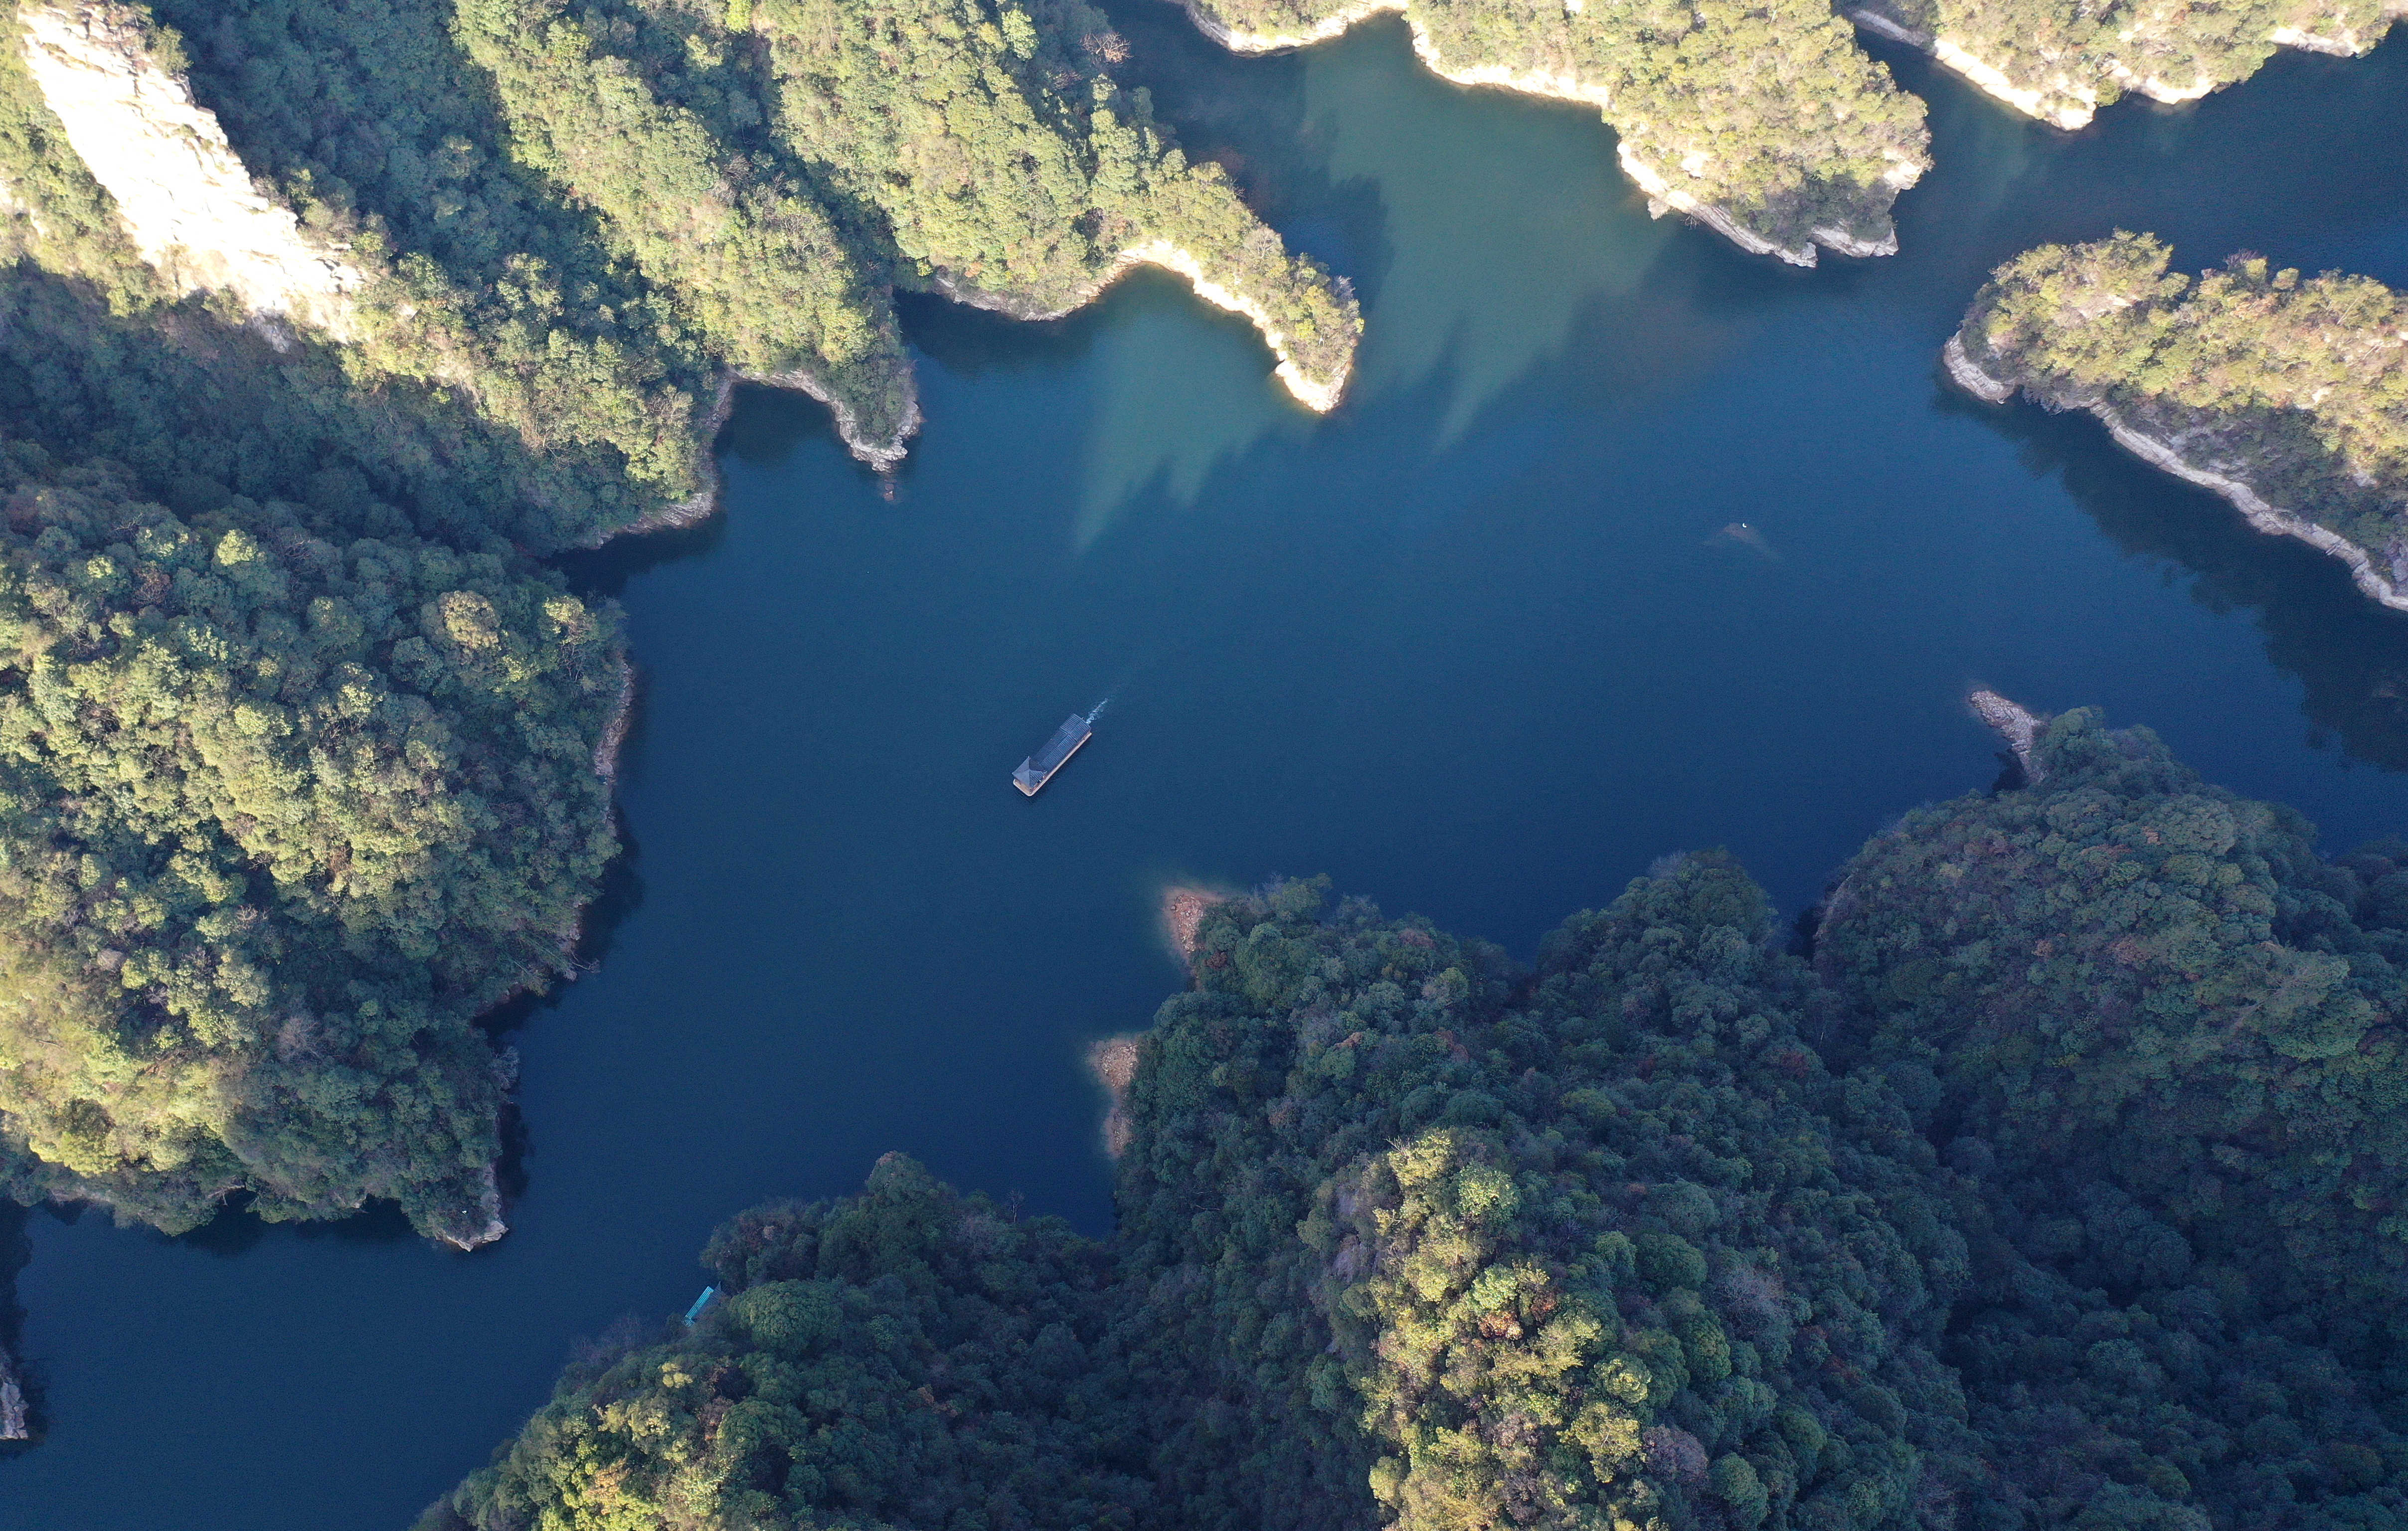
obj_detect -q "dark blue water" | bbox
[5,17,2408,1529]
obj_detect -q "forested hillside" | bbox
[1174,0,1931,266]
[432,705,2408,1530]
[1,16,630,1239]
[150,0,1358,467]
[424,1157,1153,1530]
[0,0,1355,1241]
[1952,232,2408,610]
[1849,0,2405,130]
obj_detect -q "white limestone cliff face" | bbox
[428,1163,509,1252]
[16,0,363,335]
[1942,333,2015,402]
[2271,1,2408,52]
[1117,239,1353,411]
[932,240,1357,413]
[1619,145,1917,267]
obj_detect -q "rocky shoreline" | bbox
[933,239,1358,413]
[0,1342,25,1441]
[428,1164,510,1253]
[1969,687,2046,783]
[1943,332,2408,615]
[1172,0,1910,267]
[1847,3,2407,130]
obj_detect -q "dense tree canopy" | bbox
[435,709,2408,1529]
[0,2,636,1237]
[1819,705,2408,1341]
[421,1154,1153,1531]
[0,439,621,1240]
[0,258,628,1239]
[1954,232,2408,581]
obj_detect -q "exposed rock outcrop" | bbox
[1087,1035,1141,1158]
[1942,332,2408,616]
[1618,146,1914,268]
[593,660,638,787]
[1942,333,2014,403]
[16,0,363,334]
[1160,884,1229,964]
[427,1164,508,1252]
[1969,688,2046,784]
[934,237,1357,413]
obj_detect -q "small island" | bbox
[1948,232,2408,612]
[423,703,2408,1531]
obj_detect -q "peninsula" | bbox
[1170,0,1931,267]
[426,702,2408,1531]
[1947,232,2408,613]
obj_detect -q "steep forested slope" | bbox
[436,707,2408,1530]
[0,260,627,1240]
[152,0,1358,471]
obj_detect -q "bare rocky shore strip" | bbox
[1944,334,2408,615]
[0,1342,26,1441]
[938,240,1357,412]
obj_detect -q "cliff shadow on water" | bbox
[1944,382,2408,770]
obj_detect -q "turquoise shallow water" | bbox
[5,17,2408,1528]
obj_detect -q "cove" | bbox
[4,13,2408,1529]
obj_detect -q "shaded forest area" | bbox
[432,708,2408,1531]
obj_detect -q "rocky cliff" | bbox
[15,0,362,334]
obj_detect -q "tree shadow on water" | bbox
[1953,384,2408,770]
[1096,0,1396,307]
[170,1193,419,1261]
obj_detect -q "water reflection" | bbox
[1069,9,1764,543]
[1962,389,2408,771]
[1074,275,1311,546]
[1301,19,1683,440]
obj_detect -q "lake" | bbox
[5,12,2408,1527]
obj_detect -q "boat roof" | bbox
[1025,714,1091,773]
